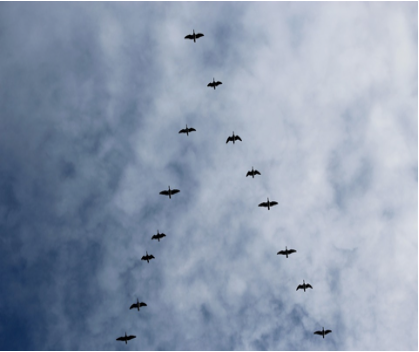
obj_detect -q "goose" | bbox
[141,251,155,263]
[130,299,147,311]
[116,332,136,344]
[151,230,166,242]
[314,327,332,338]
[277,246,296,258]
[207,78,222,90]
[258,197,278,210]
[179,124,196,136]
[185,29,204,43]
[226,132,242,144]
[246,167,261,178]
[296,280,313,292]
[159,186,180,199]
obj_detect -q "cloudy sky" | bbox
[0,2,417,351]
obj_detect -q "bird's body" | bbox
[314,327,332,338]
[130,299,147,311]
[141,251,155,263]
[159,186,180,199]
[246,167,261,178]
[151,230,166,242]
[179,124,196,136]
[277,246,296,258]
[258,197,278,210]
[296,280,313,292]
[207,78,222,90]
[185,29,204,43]
[226,132,242,144]
[116,332,136,344]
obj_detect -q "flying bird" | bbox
[116,332,136,344]
[151,230,166,242]
[141,251,155,263]
[226,132,242,144]
[179,124,196,136]
[296,280,313,292]
[130,299,147,311]
[207,78,222,90]
[159,186,180,199]
[185,29,204,43]
[258,197,278,210]
[314,327,332,338]
[277,246,296,258]
[246,167,261,178]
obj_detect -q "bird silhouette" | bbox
[185,29,204,43]
[141,251,155,263]
[116,332,136,344]
[130,299,147,311]
[277,246,296,258]
[314,327,332,338]
[226,132,242,144]
[258,197,278,210]
[151,230,166,242]
[296,280,313,292]
[207,78,222,90]
[179,124,196,136]
[159,186,180,199]
[246,167,261,178]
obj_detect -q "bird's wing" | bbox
[226,136,232,144]
[139,302,147,307]
[255,170,261,175]
[150,255,155,259]
[160,234,166,238]
[179,129,186,134]
[277,250,285,255]
[127,335,136,340]
[235,135,242,141]
[141,256,147,260]
[296,285,302,291]
[189,128,196,132]
[270,201,278,206]
[207,82,215,87]
[258,202,268,207]
[185,35,193,39]
[116,337,125,341]
[215,81,222,86]
[171,189,180,194]
[129,303,137,309]
[288,249,296,253]
[151,235,157,240]
[195,33,204,38]
[314,331,323,335]
[306,284,313,289]
[246,171,251,177]
[159,190,169,195]
[325,330,332,335]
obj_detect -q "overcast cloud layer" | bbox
[0,2,417,351]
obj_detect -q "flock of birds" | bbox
[116,29,332,346]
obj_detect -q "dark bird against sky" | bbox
[258,197,278,210]
[159,186,180,199]
[151,230,166,242]
[179,124,196,136]
[207,78,222,90]
[130,299,147,311]
[296,280,313,292]
[277,246,297,258]
[226,132,242,144]
[184,29,204,43]
[116,332,136,344]
[314,327,332,339]
[141,251,155,263]
[246,167,261,178]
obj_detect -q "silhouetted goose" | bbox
[130,299,147,311]
[116,332,136,344]
[159,186,180,199]
[314,327,332,338]
[207,78,222,90]
[179,124,196,136]
[258,197,278,210]
[226,132,242,144]
[185,29,204,42]
[151,230,166,242]
[141,251,155,263]
[246,167,261,178]
[296,280,313,292]
[277,246,296,258]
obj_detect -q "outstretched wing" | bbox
[207,82,215,87]
[288,249,296,254]
[159,233,166,238]
[150,255,155,259]
[246,171,251,177]
[254,170,261,175]
[277,250,286,255]
[270,201,278,207]
[306,284,313,289]
[226,136,233,144]
[234,135,242,141]
[188,128,196,132]
[127,335,136,340]
[215,81,222,86]
[185,34,193,40]
[116,337,125,341]
[151,235,157,240]
[314,331,323,335]
[195,33,204,38]
[139,302,147,307]
[171,189,180,195]
[160,190,169,196]
[296,285,303,291]
[258,202,268,207]
[179,129,187,134]
[129,303,137,309]
[324,330,332,335]
[141,256,147,261]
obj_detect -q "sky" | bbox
[0,2,417,351]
